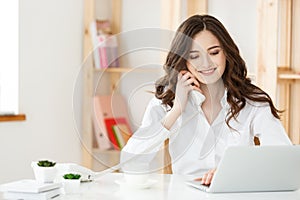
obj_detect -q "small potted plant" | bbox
[62,173,81,194]
[31,160,57,183]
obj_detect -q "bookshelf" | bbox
[82,0,162,171]
[82,0,123,171]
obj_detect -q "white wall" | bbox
[0,0,83,183]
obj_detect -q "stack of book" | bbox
[93,94,132,150]
[90,19,119,69]
[0,179,62,200]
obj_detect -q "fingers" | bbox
[201,169,216,185]
[178,71,200,88]
[184,78,199,87]
[194,177,202,182]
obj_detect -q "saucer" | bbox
[115,178,158,189]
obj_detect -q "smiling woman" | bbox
[120,14,292,186]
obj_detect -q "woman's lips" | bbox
[198,68,217,75]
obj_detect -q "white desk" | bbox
[1,173,300,200]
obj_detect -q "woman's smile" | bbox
[198,67,217,76]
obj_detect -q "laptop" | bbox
[186,145,300,193]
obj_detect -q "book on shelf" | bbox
[112,123,132,149]
[112,125,126,149]
[90,19,119,69]
[98,34,108,68]
[104,34,119,67]
[90,20,101,69]
[104,117,132,150]
[93,96,112,150]
[116,123,131,144]
[92,94,132,150]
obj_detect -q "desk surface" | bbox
[1,173,300,200]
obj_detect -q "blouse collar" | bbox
[190,89,229,109]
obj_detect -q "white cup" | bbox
[122,162,150,185]
[123,173,149,185]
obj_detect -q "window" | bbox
[0,0,19,115]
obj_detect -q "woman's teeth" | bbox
[199,68,216,75]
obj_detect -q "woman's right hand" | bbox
[172,70,202,114]
[162,70,201,130]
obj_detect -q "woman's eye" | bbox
[189,54,199,59]
[209,50,220,56]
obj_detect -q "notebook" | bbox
[186,145,300,193]
[0,179,61,193]
[3,188,61,200]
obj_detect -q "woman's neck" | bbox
[200,80,226,125]
[201,80,225,103]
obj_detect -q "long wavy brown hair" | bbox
[155,15,281,126]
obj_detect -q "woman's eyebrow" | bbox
[207,45,221,51]
[189,50,200,53]
[190,45,220,53]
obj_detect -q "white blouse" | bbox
[120,91,292,176]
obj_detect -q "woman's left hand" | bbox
[195,168,217,185]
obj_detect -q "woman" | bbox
[120,15,291,185]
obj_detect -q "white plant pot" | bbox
[31,162,57,183]
[63,179,81,194]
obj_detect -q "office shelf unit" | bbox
[82,0,163,171]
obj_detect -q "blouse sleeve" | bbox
[251,106,292,145]
[120,97,176,171]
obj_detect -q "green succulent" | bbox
[63,173,81,180]
[37,160,56,167]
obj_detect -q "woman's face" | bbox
[186,30,226,85]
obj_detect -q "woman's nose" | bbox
[201,54,213,68]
